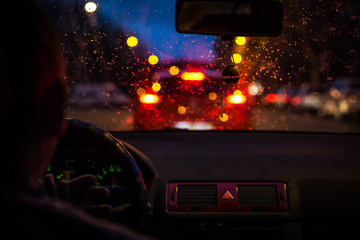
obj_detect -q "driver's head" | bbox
[0,1,67,188]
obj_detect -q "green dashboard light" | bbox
[108,165,122,173]
[200,222,206,227]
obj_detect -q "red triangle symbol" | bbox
[221,190,234,200]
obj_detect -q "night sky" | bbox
[98,0,217,63]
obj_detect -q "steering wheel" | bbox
[48,118,150,230]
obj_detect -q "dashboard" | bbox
[113,130,360,239]
[51,119,360,239]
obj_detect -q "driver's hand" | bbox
[43,173,113,218]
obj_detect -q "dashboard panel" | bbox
[113,131,360,239]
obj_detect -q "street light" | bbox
[85,2,97,13]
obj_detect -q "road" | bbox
[66,107,134,131]
[252,107,360,133]
[66,106,360,133]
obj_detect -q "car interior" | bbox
[40,0,360,239]
[52,118,360,239]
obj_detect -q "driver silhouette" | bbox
[0,1,155,239]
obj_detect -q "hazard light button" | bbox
[221,190,234,200]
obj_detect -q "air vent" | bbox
[238,185,278,206]
[177,185,217,207]
[168,182,287,212]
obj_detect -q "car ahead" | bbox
[69,82,130,108]
[318,77,360,119]
[270,85,298,110]
[31,0,360,240]
[133,66,251,130]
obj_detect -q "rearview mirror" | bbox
[175,0,283,37]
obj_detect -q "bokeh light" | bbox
[178,106,186,114]
[126,36,138,47]
[329,88,341,99]
[235,36,246,45]
[219,113,229,122]
[248,82,263,96]
[152,82,161,92]
[136,87,145,96]
[85,2,97,13]
[234,90,242,95]
[232,53,242,64]
[169,66,180,75]
[148,55,159,65]
[209,92,217,101]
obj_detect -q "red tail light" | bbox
[140,94,160,104]
[266,93,278,103]
[227,94,247,104]
[181,72,205,81]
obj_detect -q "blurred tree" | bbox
[231,0,360,93]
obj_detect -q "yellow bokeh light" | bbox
[219,113,229,122]
[209,92,217,101]
[126,36,138,47]
[136,87,145,96]
[169,66,180,75]
[85,2,97,13]
[235,36,246,46]
[148,55,159,65]
[178,106,186,115]
[232,53,242,64]
[152,82,161,92]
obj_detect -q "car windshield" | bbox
[39,0,360,133]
